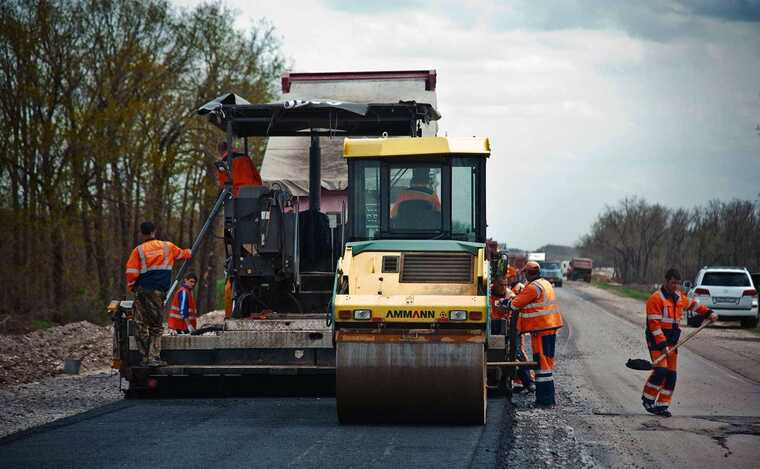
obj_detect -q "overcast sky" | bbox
[177,0,760,250]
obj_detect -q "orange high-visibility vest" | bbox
[168,285,197,331]
[511,278,563,333]
[646,289,709,347]
[217,152,263,196]
[390,186,441,217]
[125,239,191,292]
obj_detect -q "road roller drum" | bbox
[336,332,486,424]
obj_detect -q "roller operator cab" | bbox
[333,136,491,424]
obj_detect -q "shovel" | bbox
[626,317,714,370]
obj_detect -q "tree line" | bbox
[578,196,760,285]
[0,0,285,330]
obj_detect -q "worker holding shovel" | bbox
[638,268,716,417]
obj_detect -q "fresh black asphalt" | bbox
[0,392,512,468]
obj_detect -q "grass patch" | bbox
[30,319,55,330]
[592,281,651,302]
[215,278,226,311]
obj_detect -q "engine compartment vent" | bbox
[382,256,400,273]
[400,252,473,283]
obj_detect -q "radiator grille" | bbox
[400,252,473,283]
[382,256,399,273]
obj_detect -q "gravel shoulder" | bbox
[0,369,122,438]
[0,311,226,439]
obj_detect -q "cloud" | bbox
[171,0,760,249]
[679,0,760,22]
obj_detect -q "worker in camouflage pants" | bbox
[132,287,166,366]
[126,222,192,366]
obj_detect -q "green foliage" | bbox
[31,319,55,330]
[592,281,651,302]
[0,0,285,322]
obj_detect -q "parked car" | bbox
[539,261,563,287]
[686,267,758,328]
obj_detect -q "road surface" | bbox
[2,282,759,468]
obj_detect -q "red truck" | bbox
[568,257,593,282]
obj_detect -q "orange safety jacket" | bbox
[168,285,197,331]
[217,152,263,196]
[491,294,507,320]
[492,283,527,320]
[390,186,441,217]
[125,239,192,292]
[646,288,710,347]
[510,278,563,333]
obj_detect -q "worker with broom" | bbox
[640,268,717,417]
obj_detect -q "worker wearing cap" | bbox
[216,141,263,196]
[641,268,716,417]
[492,273,535,394]
[168,272,198,334]
[506,265,525,295]
[504,260,563,406]
[390,167,441,218]
[505,266,534,392]
[126,222,192,367]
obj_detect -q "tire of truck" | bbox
[557,281,563,288]
[584,275,591,283]
[740,316,759,328]
[687,313,704,328]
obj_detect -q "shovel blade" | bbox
[626,358,653,371]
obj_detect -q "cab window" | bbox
[389,165,442,231]
[451,160,477,241]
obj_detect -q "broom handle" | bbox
[653,316,714,365]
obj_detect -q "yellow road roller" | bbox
[333,136,493,424]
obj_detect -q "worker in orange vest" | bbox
[169,272,198,334]
[216,141,263,317]
[505,267,534,393]
[390,167,441,218]
[504,260,563,406]
[216,141,263,196]
[506,265,525,294]
[641,268,716,417]
[125,222,192,366]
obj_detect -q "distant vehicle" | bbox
[528,252,546,262]
[686,267,758,328]
[568,257,593,282]
[539,261,563,287]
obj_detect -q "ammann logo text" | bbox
[385,310,435,319]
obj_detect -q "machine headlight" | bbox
[449,310,467,321]
[353,309,371,320]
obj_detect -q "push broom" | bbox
[626,317,715,370]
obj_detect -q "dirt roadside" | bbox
[570,281,760,384]
[0,311,226,438]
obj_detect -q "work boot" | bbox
[148,336,163,363]
[643,399,671,417]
